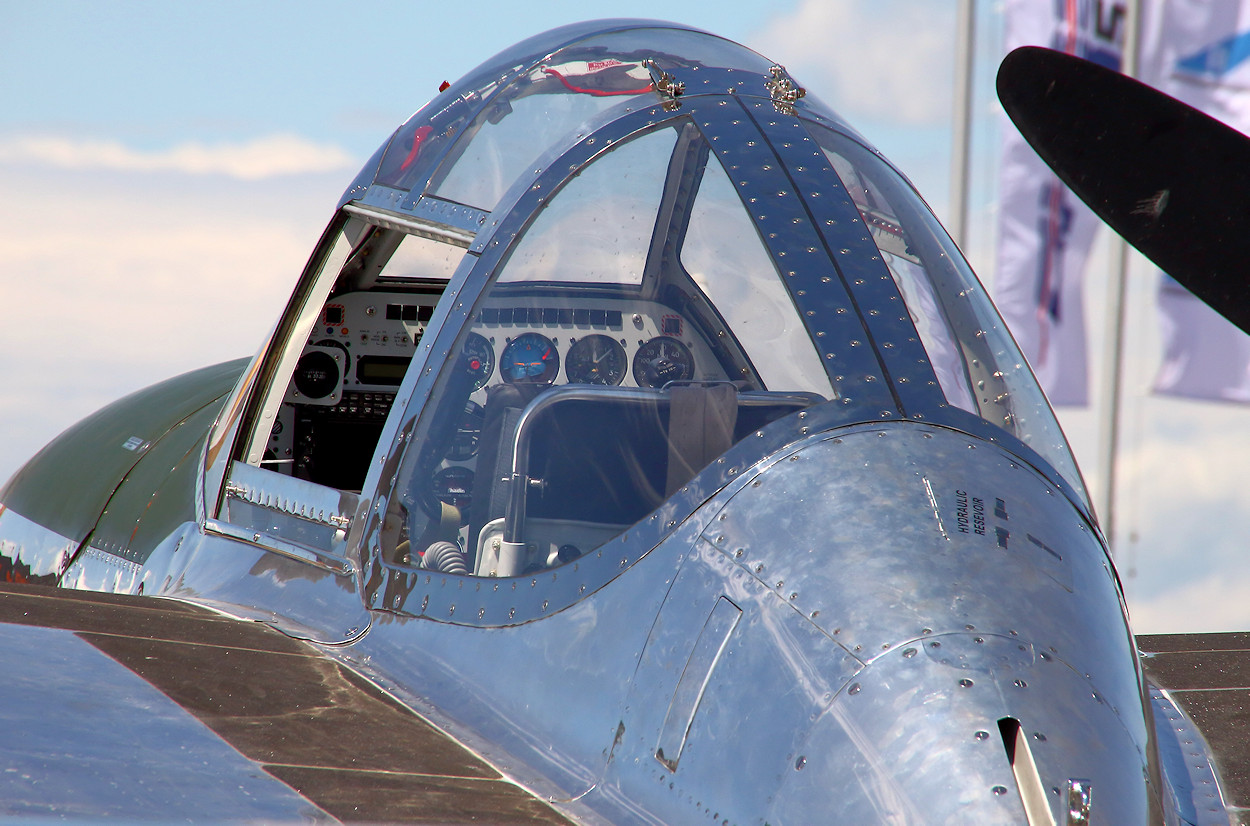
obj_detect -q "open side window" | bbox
[212,218,469,562]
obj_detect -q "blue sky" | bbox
[2,2,775,156]
[0,0,970,466]
[3,1,1250,633]
[0,1,962,188]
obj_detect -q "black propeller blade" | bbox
[997,45,1250,335]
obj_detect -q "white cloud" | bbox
[1098,394,1250,634]
[0,162,345,482]
[1129,571,1250,634]
[0,134,357,180]
[752,0,956,126]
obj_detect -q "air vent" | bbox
[999,717,1056,826]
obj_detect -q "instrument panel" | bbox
[267,288,731,497]
[267,289,441,487]
[463,297,724,393]
[424,297,731,522]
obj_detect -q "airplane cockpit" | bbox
[382,118,838,578]
[209,21,1088,611]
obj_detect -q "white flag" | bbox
[994,0,1127,406]
[1139,0,1250,402]
[1154,276,1250,401]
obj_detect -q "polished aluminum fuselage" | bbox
[102,415,1154,824]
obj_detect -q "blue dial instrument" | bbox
[501,332,560,385]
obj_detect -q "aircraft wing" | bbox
[1138,633,1250,823]
[0,581,570,824]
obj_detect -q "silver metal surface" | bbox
[0,622,328,820]
[700,425,1124,685]
[142,521,369,645]
[343,200,481,248]
[204,518,354,577]
[583,423,1155,824]
[654,594,741,771]
[224,460,356,529]
[590,528,863,823]
[61,543,143,593]
[0,505,75,581]
[341,516,700,807]
[328,423,1153,824]
[221,459,357,565]
[1149,686,1230,825]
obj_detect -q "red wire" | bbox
[399,125,433,171]
[542,67,654,97]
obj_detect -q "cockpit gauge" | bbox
[565,334,627,386]
[291,344,346,405]
[446,400,485,461]
[501,332,560,385]
[632,336,694,388]
[463,332,495,391]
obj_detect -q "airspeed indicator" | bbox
[633,336,694,388]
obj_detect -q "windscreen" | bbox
[806,123,1087,502]
[380,123,832,579]
[375,25,779,211]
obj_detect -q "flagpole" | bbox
[949,0,976,249]
[1097,0,1141,553]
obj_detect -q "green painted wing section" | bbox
[84,397,227,565]
[0,359,248,549]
